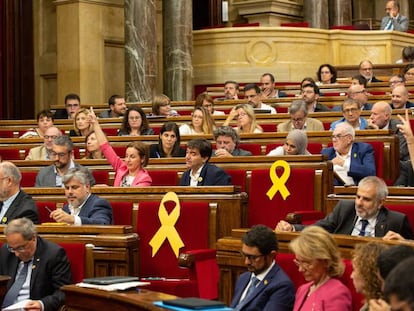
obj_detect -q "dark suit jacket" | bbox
[230,263,295,311]
[212,148,252,157]
[0,190,38,224]
[149,144,186,158]
[63,194,113,225]
[394,160,414,186]
[322,142,376,185]
[35,163,96,187]
[389,119,409,161]
[0,237,72,311]
[53,109,69,119]
[370,76,383,83]
[180,163,231,186]
[294,200,413,239]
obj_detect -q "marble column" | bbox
[125,0,157,102]
[163,0,193,101]
[303,0,329,29]
[329,0,352,27]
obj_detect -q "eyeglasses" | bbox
[405,72,414,76]
[238,112,248,118]
[50,151,69,158]
[239,251,264,261]
[291,117,305,122]
[361,67,373,71]
[44,135,58,140]
[293,258,313,270]
[331,134,349,140]
[128,116,141,121]
[7,240,31,253]
[66,104,80,108]
[343,108,359,114]
[389,80,403,85]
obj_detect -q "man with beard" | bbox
[276,176,413,239]
[301,82,330,112]
[35,135,95,187]
[216,80,240,101]
[99,94,127,118]
[50,167,112,225]
[244,83,276,114]
[230,224,294,311]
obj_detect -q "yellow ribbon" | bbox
[266,160,291,200]
[149,192,185,258]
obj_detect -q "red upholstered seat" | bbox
[280,21,309,28]
[386,204,414,231]
[225,169,247,192]
[261,123,277,132]
[331,25,356,30]
[21,171,37,187]
[92,170,109,185]
[136,199,219,299]
[0,148,23,160]
[112,146,126,157]
[110,201,135,226]
[102,128,118,136]
[36,201,57,223]
[248,168,316,227]
[367,141,384,179]
[0,130,17,138]
[58,243,87,283]
[238,143,262,155]
[149,170,178,186]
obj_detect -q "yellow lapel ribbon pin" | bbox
[149,192,185,258]
[1,217,7,224]
[266,160,291,200]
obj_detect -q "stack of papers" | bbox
[76,281,149,291]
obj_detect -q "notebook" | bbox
[161,298,227,310]
[82,276,140,285]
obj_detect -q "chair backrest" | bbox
[225,169,247,192]
[110,201,135,227]
[36,201,57,223]
[386,204,414,232]
[248,168,316,227]
[0,148,23,160]
[366,141,384,179]
[21,171,37,187]
[92,170,110,185]
[149,170,178,186]
[102,128,118,136]
[238,143,262,155]
[136,200,212,278]
[58,243,86,283]
[112,146,126,157]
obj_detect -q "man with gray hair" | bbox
[35,135,95,187]
[277,100,324,132]
[0,161,37,224]
[50,167,112,225]
[25,126,62,160]
[213,126,252,157]
[0,217,72,310]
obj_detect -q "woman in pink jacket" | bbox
[89,108,152,187]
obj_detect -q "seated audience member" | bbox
[276,176,413,239]
[230,225,295,311]
[368,101,409,161]
[351,242,388,311]
[260,72,287,98]
[403,63,414,82]
[348,84,372,111]
[289,226,352,311]
[381,0,409,32]
[151,94,179,117]
[277,100,324,132]
[149,121,186,158]
[396,46,414,63]
[351,74,368,87]
[179,106,215,135]
[216,80,239,101]
[330,99,368,130]
[20,110,54,139]
[26,126,62,160]
[244,83,276,114]
[50,167,113,225]
[98,94,127,118]
[267,129,310,156]
[388,74,406,91]
[180,138,231,186]
[301,82,330,112]
[194,93,225,116]
[359,60,382,83]
[83,131,105,159]
[213,126,252,157]
[0,218,72,310]
[391,85,414,109]
[384,257,414,311]
[89,108,151,187]
[223,103,263,134]
[118,106,154,136]
[54,93,81,119]
[69,108,93,137]
[323,122,375,186]
[0,161,38,224]
[300,77,316,89]
[35,135,96,187]
[394,109,414,186]
[316,63,337,85]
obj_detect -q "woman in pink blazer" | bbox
[89,108,152,187]
[290,226,352,311]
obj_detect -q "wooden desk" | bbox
[0,275,11,307]
[62,285,176,311]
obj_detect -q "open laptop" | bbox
[162,298,227,310]
[82,276,139,285]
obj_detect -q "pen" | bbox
[43,205,53,214]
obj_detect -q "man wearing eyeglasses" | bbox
[277,100,324,132]
[35,135,95,187]
[54,93,82,119]
[380,0,408,32]
[25,126,62,161]
[244,84,277,114]
[359,60,382,83]
[230,224,294,311]
[0,162,38,225]
[0,217,72,310]
[346,84,372,111]
[98,94,127,118]
[330,99,368,130]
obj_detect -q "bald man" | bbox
[390,85,414,109]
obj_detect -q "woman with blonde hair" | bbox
[70,108,93,136]
[223,103,263,134]
[179,106,215,135]
[290,226,352,311]
[152,94,179,117]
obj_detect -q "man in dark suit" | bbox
[0,218,72,310]
[0,162,38,224]
[276,176,413,240]
[50,167,112,225]
[54,93,81,119]
[359,60,383,83]
[180,138,231,186]
[230,225,294,311]
[35,135,95,187]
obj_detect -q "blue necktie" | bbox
[2,261,31,307]
[359,219,369,236]
[243,276,260,301]
[385,18,393,30]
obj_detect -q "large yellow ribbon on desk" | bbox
[266,160,291,200]
[149,192,185,258]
